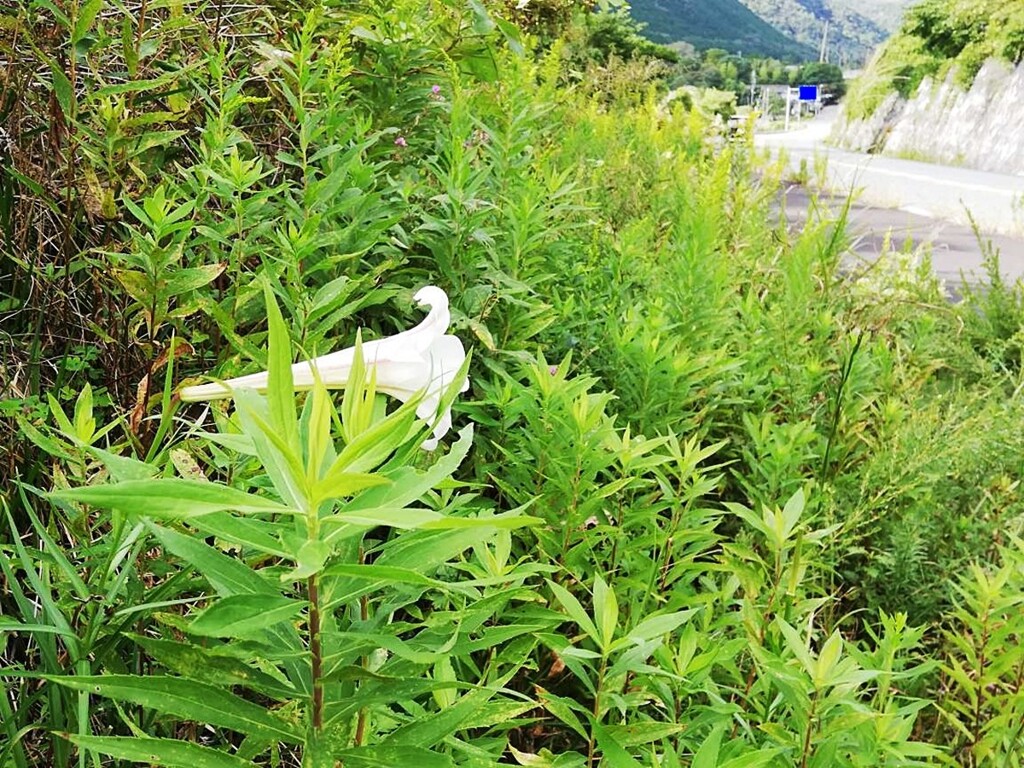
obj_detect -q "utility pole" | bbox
[819,20,830,63]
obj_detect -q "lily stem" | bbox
[308,574,324,731]
[354,546,369,746]
[586,655,607,768]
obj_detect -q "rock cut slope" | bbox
[832,0,1024,174]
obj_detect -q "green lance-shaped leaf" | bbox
[546,579,600,648]
[381,686,498,749]
[283,539,334,581]
[536,688,589,740]
[263,281,300,462]
[591,722,645,768]
[148,523,277,596]
[619,609,697,648]
[602,722,687,748]
[48,676,302,743]
[147,524,306,684]
[126,634,296,700]
[189,513,289,559]
[330,425,474,527]
[0,619,75,637]
[50,479,295,519]
[718,750,785,768]
[233,388,307,511]
[49,62,75,117]
[304,373,333,486]
[188,595,305,639]
[335,745,454,767]
[777,486,806,546]
[776,618,818,680]
[163,264,227,295]
[325,505,536,532]
[593,575,618,651]
[64,735,253,768]
[692,724,725,768]
[71,0,103,45]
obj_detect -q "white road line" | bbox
[899,205,936,217]
[826,158,1023,197]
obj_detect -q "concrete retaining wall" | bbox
[831,59,1024,176]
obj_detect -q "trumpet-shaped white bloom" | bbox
[179,286,468,450]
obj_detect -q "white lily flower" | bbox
[179,286,469,450]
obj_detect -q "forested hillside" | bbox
[627,0,815,58]
[738,0,888,64]
[831,0,912,31]
[632,0,915,64]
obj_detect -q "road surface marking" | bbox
[900,205,935,217]
[827,158,1022,197]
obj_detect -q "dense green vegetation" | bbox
[563,10,681,68]
[4,1,1024,767]
[668,51,845,108]
[845,0,1024,119]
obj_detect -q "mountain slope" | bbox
[830,0,913,32]
[737,0,890,64]
[628,0,816,60]
[630,0,916,65]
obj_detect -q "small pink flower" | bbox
[394,136,407,148]
[549,365,558,375]
[431,85,441,95]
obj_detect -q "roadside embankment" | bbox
[833,58,1024,176]
[760,108,1024,238]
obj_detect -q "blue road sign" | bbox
[798,85,819,102]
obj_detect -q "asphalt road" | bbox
[757,108,1024,288]
[777,184,1024,293]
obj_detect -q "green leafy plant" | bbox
[39,286,540,766]
[7,1,1024,766]
[936,541,1024,767]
